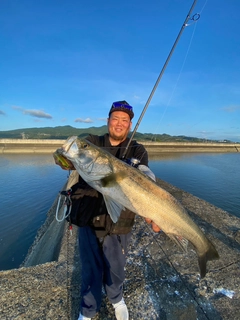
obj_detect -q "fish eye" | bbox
[83,143,88,149]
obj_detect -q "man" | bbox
[55,100,160,319]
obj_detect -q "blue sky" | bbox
[1,0,240,141]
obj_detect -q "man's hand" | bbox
[145,218,161,233]
[53,149,75,170]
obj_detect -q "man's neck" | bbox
[108,135,127,146]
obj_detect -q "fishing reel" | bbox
[122,157,140,168]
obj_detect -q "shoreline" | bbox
[0,138,239,153]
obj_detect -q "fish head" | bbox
[62,136,113,181]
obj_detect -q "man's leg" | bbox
[78,226,103,318]
[102,233,131,304]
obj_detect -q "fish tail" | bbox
[198,240,219,278]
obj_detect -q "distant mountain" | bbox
[0,125,108,140]
[0,125,232,143]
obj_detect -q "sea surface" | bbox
[149,152,240,218]
[0,152,239,271]
[0,154,68,271]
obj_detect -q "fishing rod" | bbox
[122,0,200,159]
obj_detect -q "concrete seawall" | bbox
[143,141,240,153]
[0,178,239,319]
[0,138,240,153]
[0,139,66,154]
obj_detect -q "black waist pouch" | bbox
[66,183,105,227]
[91,209,136,237]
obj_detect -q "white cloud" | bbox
[12,106,52,119]
[74,117,93,123]
[23,109,52,119]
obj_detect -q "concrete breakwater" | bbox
[143,141,240,153]
[0,138,239,153]
[0,139,66,154]
[0,178,240,319]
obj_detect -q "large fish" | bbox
[59,136,219,278]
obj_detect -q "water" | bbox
[0,152,239,271]
[0,154,68,271]
[149,152,240,218]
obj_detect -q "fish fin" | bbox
[103,195,125,223]
[100,171,127,187]
[198,240,219,278]
[169,234,189,253]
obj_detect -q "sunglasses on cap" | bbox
[111,101,133,111]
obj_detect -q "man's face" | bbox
[107,111,132,143]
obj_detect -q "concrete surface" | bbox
[0,139,239,153]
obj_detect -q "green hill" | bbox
[0,125,108,140]
[0,125,231,143]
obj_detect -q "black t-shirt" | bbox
[86,133,149,166]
